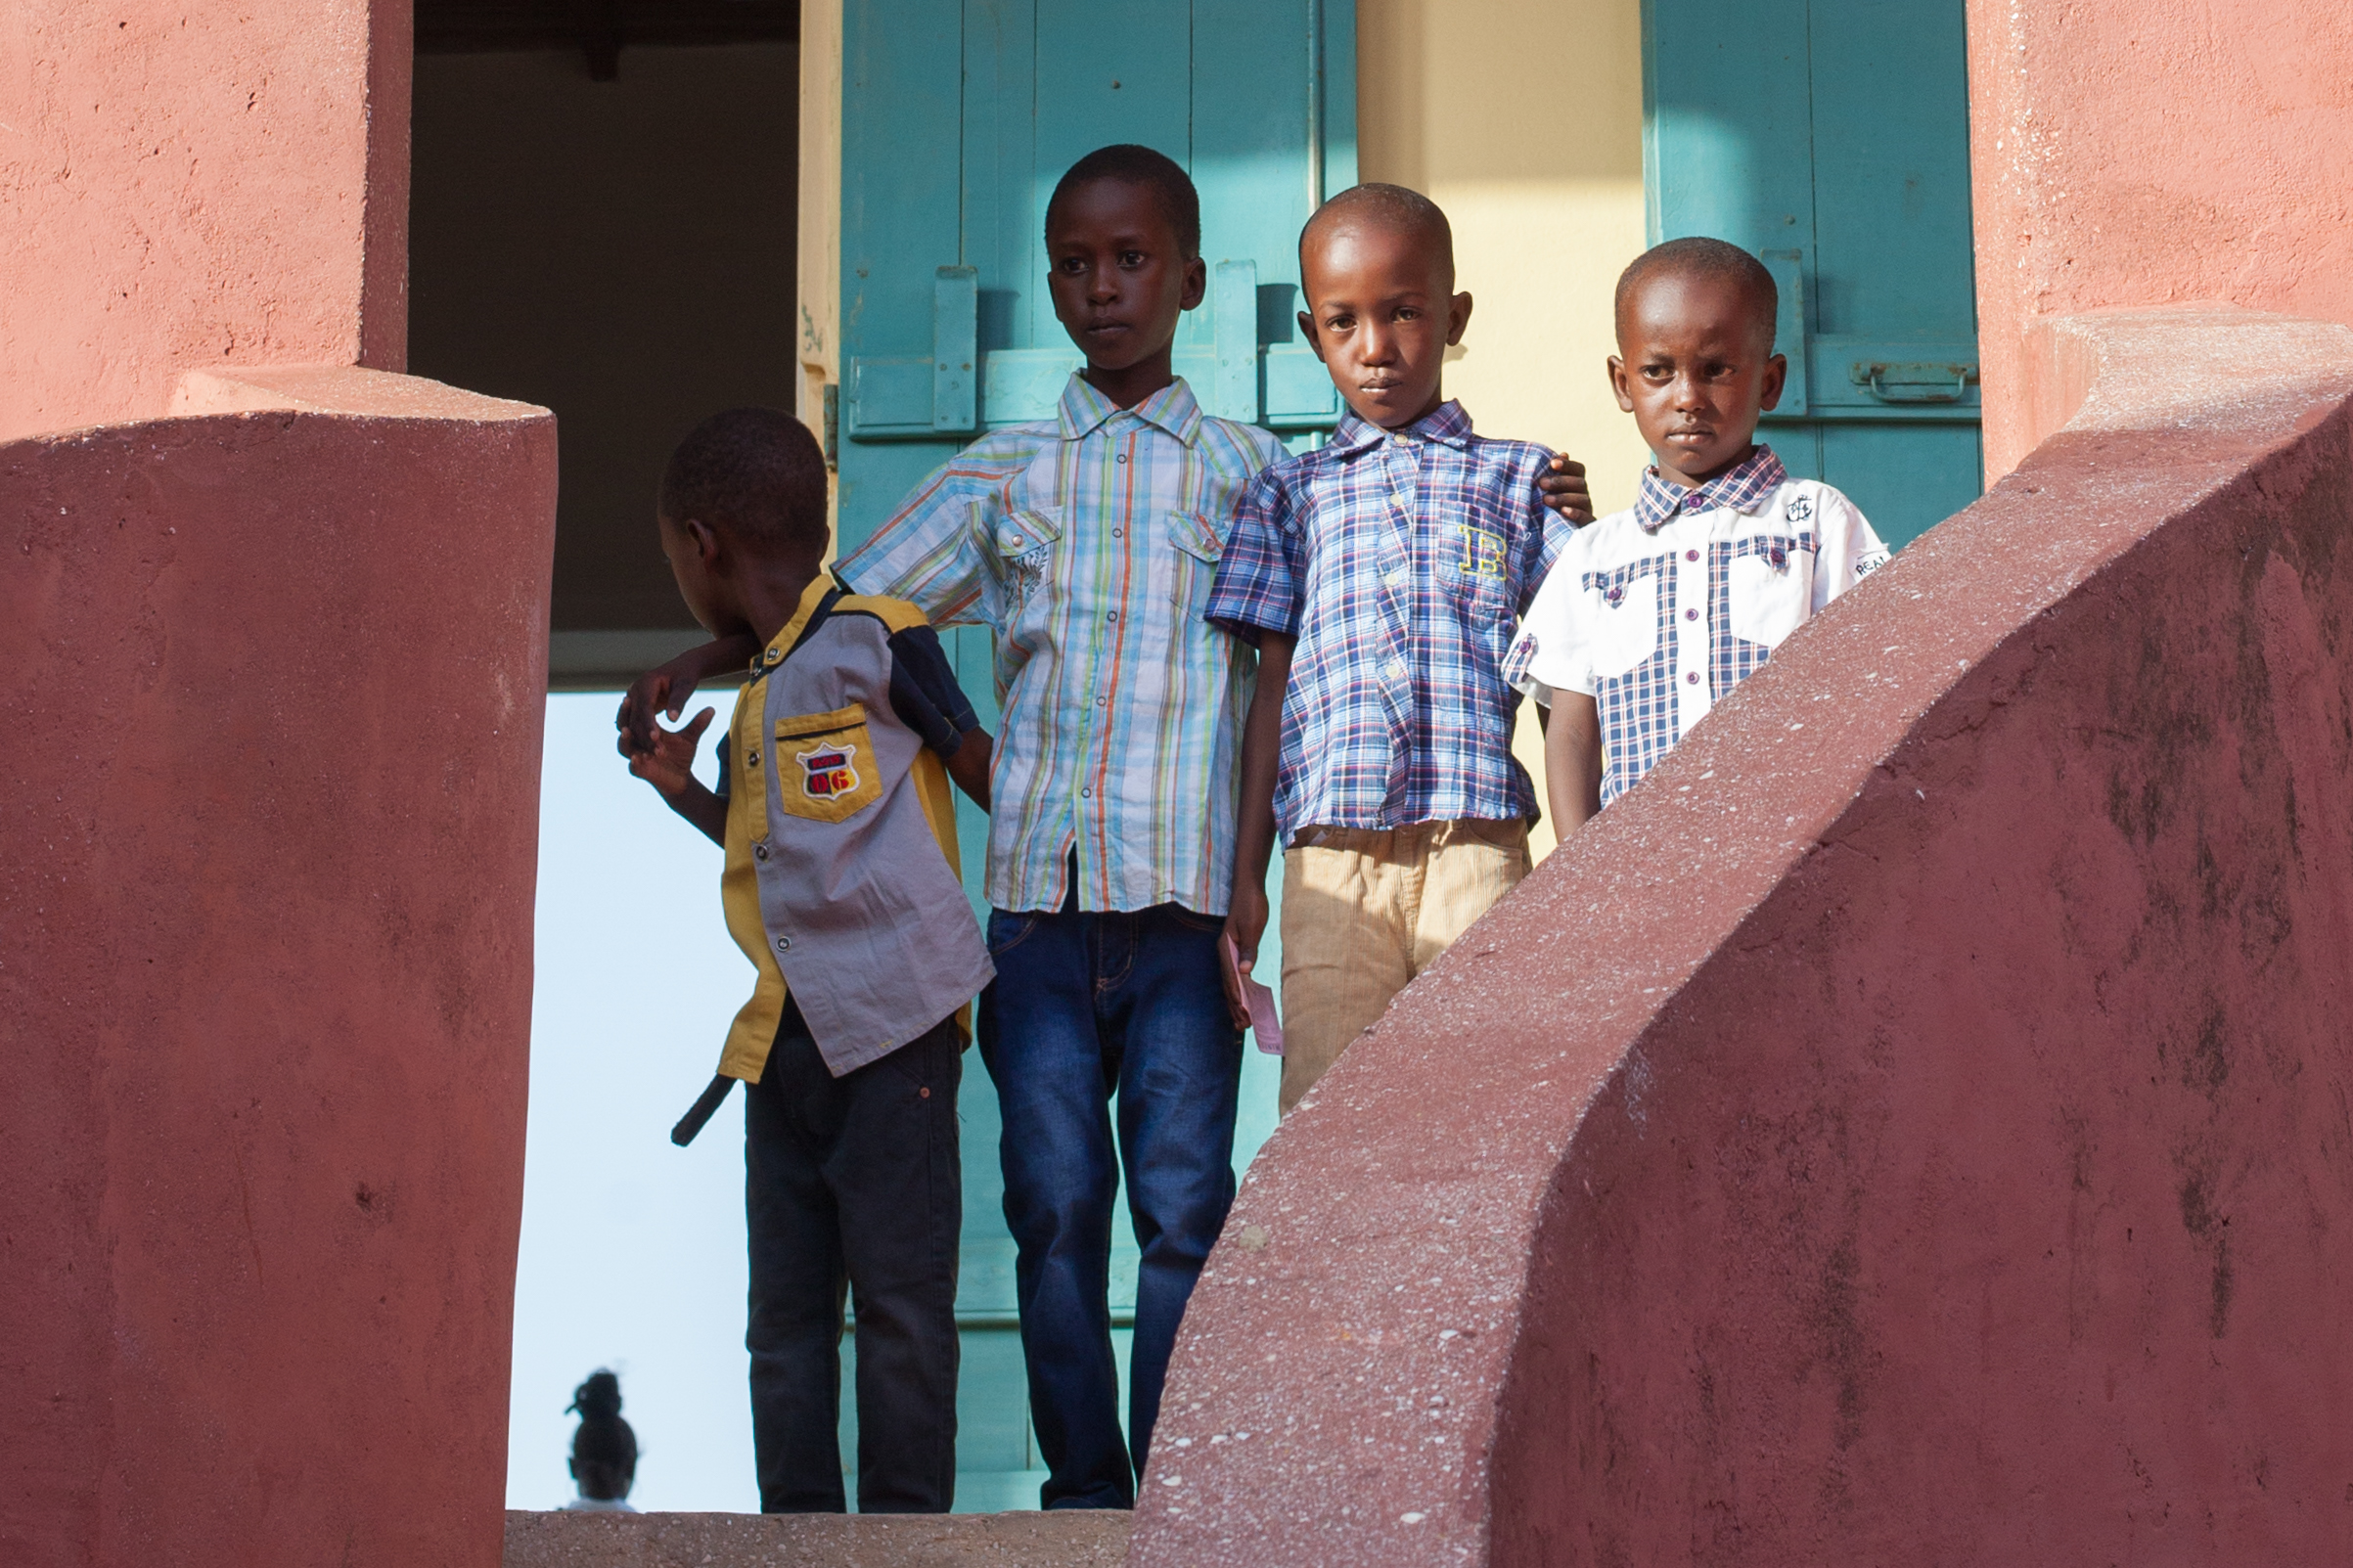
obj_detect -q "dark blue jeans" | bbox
[979,897,1244,1509]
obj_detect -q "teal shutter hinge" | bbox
[845,266,981,441]
[1205,259,1259,423]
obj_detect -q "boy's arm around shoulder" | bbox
[1534,443,1595,526]
[836,434,1030,625]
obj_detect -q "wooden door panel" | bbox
[1647,0,1980,548]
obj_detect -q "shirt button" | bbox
[1097,695,1108,706]
[753,844,770,861]
[1686,671,1700,685]
[1685,607,1699,621]
[1115,453,1129,464]
[775,935,792,951]
[1112,527,1123,538]
[1107,610,1118,623]
[1081,786,1093,798]
[1686,549,1700,561]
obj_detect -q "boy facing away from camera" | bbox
[1514,237,1889,828]
[1207,184,1594,1116]
[619,409,994,1515]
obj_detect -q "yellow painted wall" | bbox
[797,0,844,551]
[1357,0,1652,857]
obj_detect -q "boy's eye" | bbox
[1119,250,1147,267]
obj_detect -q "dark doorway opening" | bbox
[411,1,800,687]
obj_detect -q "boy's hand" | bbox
[1221,885,1271,1031]
[616,634,757,754]
[1538,454,1595,525]
[622,706,716,802]
[616,659,701,755]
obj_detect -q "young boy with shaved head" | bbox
[1513,236,1889,829]
[1208,183,1594,1115]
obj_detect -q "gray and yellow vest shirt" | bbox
[714,577,993,1081]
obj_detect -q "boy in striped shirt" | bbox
[837,146,1278,1509]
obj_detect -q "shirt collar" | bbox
[1633,443,1788,532]
[748,575,836,677]
[1056,373,1205,446]
[1329,397,1476,457]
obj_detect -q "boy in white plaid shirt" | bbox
[1514,238,1889,823]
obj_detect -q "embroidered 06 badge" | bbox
[797,743,861,799]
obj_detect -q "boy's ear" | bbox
[1606,354,1636,414]
[1297,308,1328,364]
[1446,291,1473,346]
[1180,255,1207,311]
[683,515,724,565]
[1759,352,1787,414]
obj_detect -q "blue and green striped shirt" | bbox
[837,375,1286,915]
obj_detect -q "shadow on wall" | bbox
[1128,310,2353,1564]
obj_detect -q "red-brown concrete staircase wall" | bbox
[1130,309,2353,1565]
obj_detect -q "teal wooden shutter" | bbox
[1644,0,1979,547]
[835,0,1353,1507]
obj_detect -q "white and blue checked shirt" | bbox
[1511,445,1889,805]
[1205,401,1568,839]
[837,375,1286,915]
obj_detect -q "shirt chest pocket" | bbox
[1166,510,1223,608]
[1727,538,1814,649]
[1440,522,1513,608]
[989,507,1064,622]
[1589,572,1661,681]
[772,703,884,824]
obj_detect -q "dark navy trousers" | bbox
[979,896,1244,1509]
[745,999,963,1513]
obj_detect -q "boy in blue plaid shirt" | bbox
[1206,185,1591,1114]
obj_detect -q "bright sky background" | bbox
[506,693,757,1511]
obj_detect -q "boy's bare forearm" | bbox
[1229,633,1294,901]
[666,780,728,847]
[1544,692,1604,837]
[676,632,759,681]
[945,727,993,810]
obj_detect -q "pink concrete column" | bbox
[2,371,556,1568]
[1966,0,2353,478]
[0,1,413,442]
[1127,310,2353,1563]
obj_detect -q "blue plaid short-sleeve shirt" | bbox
[1204,401,1569,839]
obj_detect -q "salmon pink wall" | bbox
[0,1,410,441]
[1,374,555,1568]
[1968,1,2353,478]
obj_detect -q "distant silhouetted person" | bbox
[562,1370,640,1512]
